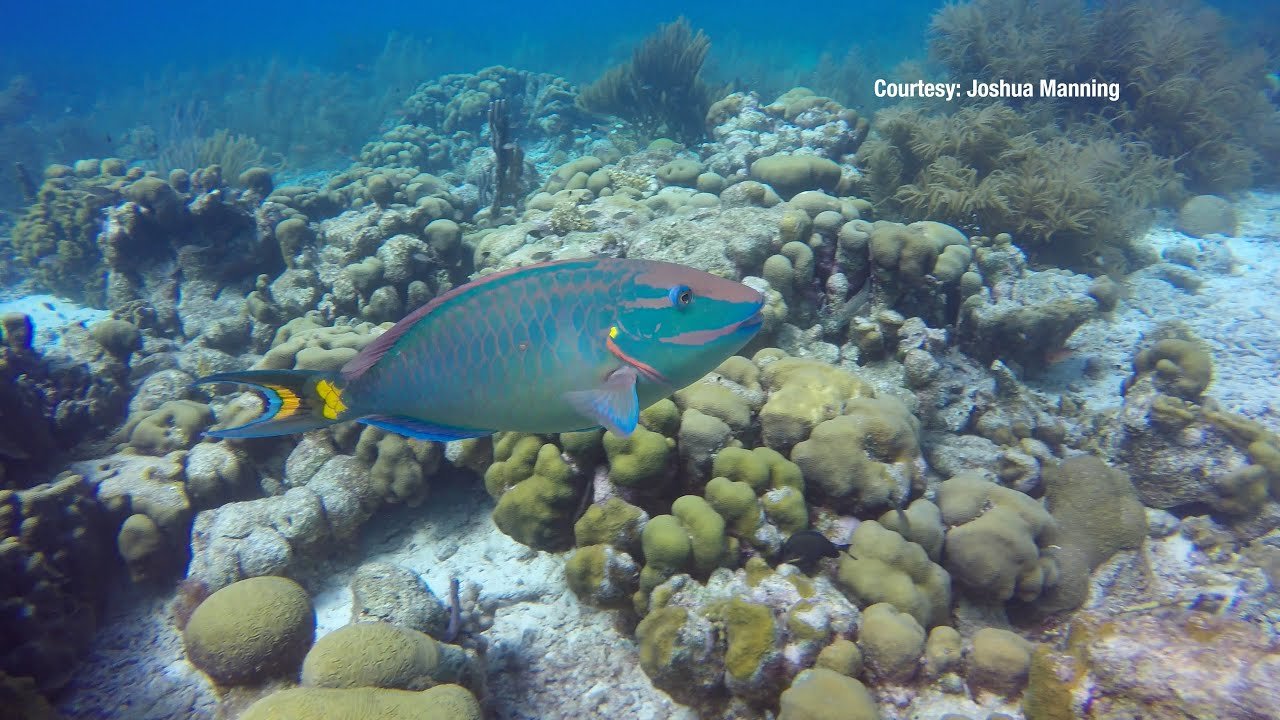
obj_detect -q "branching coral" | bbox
[928,0,1280,192]
[857,103,1179,268]
[578,18,720,144]
[160,125,269,179]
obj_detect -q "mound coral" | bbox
[791,396,922,514]
[10,165,129,302]
[936,473,1057,604]
[637,559,858,714]
[836,520,951,628]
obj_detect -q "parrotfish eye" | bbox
[668,285,694,308]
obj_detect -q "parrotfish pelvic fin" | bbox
[194,369,354,438]
[565,365,640,437]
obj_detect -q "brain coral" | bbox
[183,576,315,685]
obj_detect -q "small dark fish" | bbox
[779,530,849,571]
[13,161,37,203]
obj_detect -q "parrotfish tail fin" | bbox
[194,369,356,439]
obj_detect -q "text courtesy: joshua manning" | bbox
[874,78,1121,103]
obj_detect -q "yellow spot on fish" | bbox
[264,384,300,418]
[316,379,347,420]
[609,325,618,339]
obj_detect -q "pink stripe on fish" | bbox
[659,324,740,346]
[607,335,668,383]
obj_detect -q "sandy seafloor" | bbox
[49,192,1280,719]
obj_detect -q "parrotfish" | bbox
[196,257,765,440]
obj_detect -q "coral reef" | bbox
[0,475,113,692]
[8,161,275,308]
[705,89,868,182]
[1,15,1274,715]
[1,312,133,487]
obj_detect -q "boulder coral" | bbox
[778,667,880,720]
[936,473,1058,604]
[750,154,843,200]
[857,602,926,682]
[791,396,922,514]
[485,434,584,551]
[301,621,477,692]
[705,89,867,181]
[119,400,213,455]
[1131,337,1213,400]
[182,576,315,685]
[836,520,951,628]
[1176,195,1237,237]
[968,627,1034,695]
[1037,455,1146,614]
[637,560,858,714]
[565,543,642,609]
[354,427,441,507]
[709,446,808,540]
[757,354,876,451]
[636,497,734,610]
[239,684,481,720]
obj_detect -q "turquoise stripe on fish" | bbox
[195,257,764,440]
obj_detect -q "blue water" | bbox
[1,0,1271,207]
[0,1,943,214]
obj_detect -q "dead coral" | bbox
[578,17,721,144]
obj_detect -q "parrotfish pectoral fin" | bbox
[360,415,492,442]
[193,369,352,439]
[565,366,640,437]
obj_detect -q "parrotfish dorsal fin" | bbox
[566,366,640,437]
